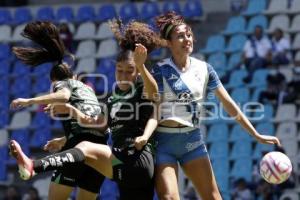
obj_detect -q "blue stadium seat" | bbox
[10,129,30,155]
[256,122,275,136]
[206,123,229,143]
[0,44,11,60]
[0,110,8,128]
[14,7,32,24]
[226,52,242,71]
[30,112,51,130]
[209,141,229,159]
[30,128,52,148]
[230,88,250,105]
[225,34,247,53]
[182,0,203,19]
[10,76,31,98]
[248,69,268,88]
[0,8,12,24]
[0,60,10,76]
[252,104,274,121]
[31,63,52,77]
[0,147,8,180]
[119,3,139,22]
[230,140,252,159]
[207,52,226,72]
[250,87,265,102]
[242,0,267,16]
[222,16,246,35]
[97,4,117,21]
[225,69,248,88]
[252,143,274,159]
[96,58,115,74]
[140,2,160,20]
[99,179,119,199]
[32,77,51,95]
[76,5,95,22]
[229,124,252,142]
[200,35,225,54]
[212,160,229,192]
[56,6,74,22]
[51,120,63,130]
[0,95,9,112]
[12,61,30,77]
[0,76,8,94]
[230,158,252,181]
[162,0,181,14]
[36,6,55,21]
[245,15,268,33]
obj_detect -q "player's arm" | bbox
[48,103,108,130]
[10,88,71,109]
[214,85,281,146]
[134,104,158,150]
[134,44,158,101]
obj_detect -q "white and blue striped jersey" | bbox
[151,57,222,127]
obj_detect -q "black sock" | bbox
[33,148,85,173]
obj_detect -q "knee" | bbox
[157,192,179,200]
[75,141,91,155]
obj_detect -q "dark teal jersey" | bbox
[107,81,154,148]
[53,79,104,139]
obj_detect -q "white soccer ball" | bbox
[260,151,292,184]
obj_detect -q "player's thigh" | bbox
[48,182,73,200]
[155,164,180,200]
[75,141,114,178]
[76,188,98,200]
[181,156,222,200]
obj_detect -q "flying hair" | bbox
[12,21,66,66]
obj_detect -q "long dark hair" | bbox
[13,21,73,81]
[109,19,165,62]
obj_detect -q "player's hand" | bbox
[133,43,147,70]
[43,137,66,153]
[255,134,281,146]
[134,136,148,150]
[44,103,73,116]
[10,98,31,109]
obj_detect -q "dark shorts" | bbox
[51,133,107,193]
[112,146,155,200]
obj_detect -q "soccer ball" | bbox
[260,151,292,184]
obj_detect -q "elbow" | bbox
[60,93,70,102]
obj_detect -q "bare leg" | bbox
[75,141,114,179]
[48,182,73,200]
[181,156,222,200]
[155,164,180,200]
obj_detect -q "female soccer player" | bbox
[151,11,281,200]
[10,21,107,200]
[10,20,162,200]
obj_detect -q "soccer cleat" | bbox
[9,140,35,180]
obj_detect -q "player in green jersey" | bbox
[10,21,107,200]
[10,20,164,200]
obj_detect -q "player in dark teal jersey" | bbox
[9,20,164,200]
[10,21,107,200]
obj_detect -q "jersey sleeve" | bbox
[52,80,71,92]
[206,64,222,91]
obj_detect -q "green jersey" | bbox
[53,79,104,139]
[107,81,154,148]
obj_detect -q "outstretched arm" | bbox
[134,44,158,101]
[47,103,107,131]
[10,88,71,109]
[215,85,281,145]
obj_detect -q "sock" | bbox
[33,148,85,173]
